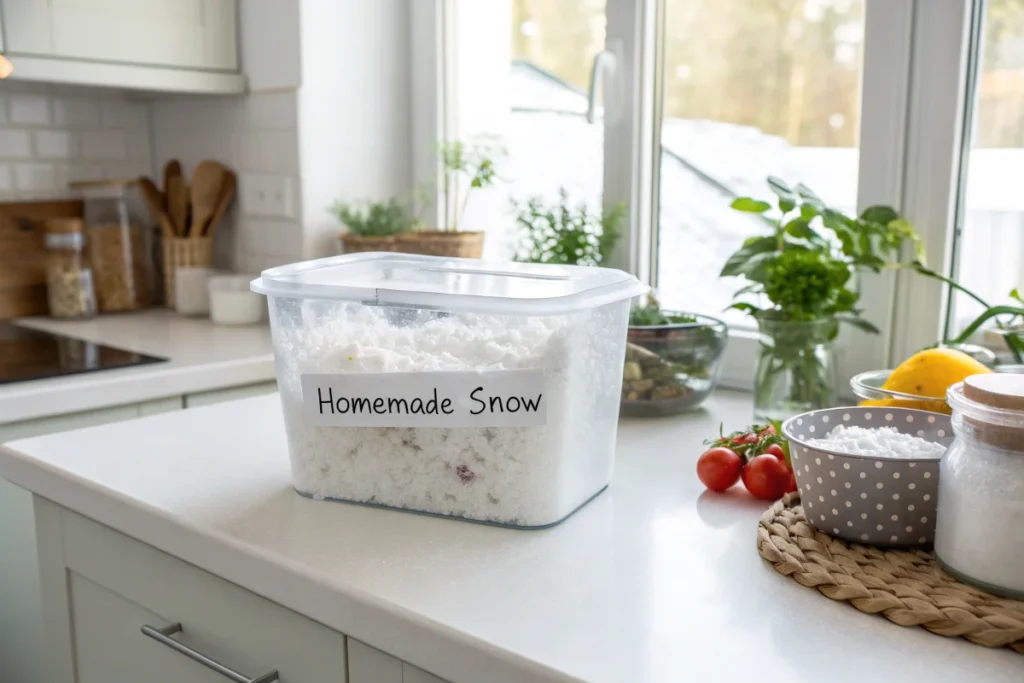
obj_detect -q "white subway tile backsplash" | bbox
[57,164,104,186]
[125,132,151,161]
[0,165,12,192]
[9,95,51,125]
[100,100,148,129]
[247,92,298,129]
[52,98,101,128]
[0,96,7,125]
[81,131,127,160]
[33,130,76,159]
[0,130,33,158]
[13,164,57,192]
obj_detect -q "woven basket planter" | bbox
[339,230,484,259]
[163,237,213,308]
[397,230,483,258]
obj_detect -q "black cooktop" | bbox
[0,323,167,385]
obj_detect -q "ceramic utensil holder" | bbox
[163,237,212,308]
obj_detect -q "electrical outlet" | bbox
[240,174,294,218]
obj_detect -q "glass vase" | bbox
[754,316,837,422]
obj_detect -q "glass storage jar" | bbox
[75,180,152,312]
[43,218,96,318]
[934,374,1024,598]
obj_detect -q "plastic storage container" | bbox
[935,374,1024,597]
[43,218,96,318]
[77,180,152,312]
[251,253,646,528]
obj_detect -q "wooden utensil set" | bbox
[139,160,236,239]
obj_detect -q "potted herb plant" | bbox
[623,295,729,416]
[724,177,922,420]
[512,187,624,265]
[331,198,416,254]
[402,136,507,258]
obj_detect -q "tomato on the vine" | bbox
[758,424,777,439]
[764,443,786,463]
[696,447,743,492]
[731,432,759,446]
[741,454,792,501]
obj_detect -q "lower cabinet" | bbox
[0,381,275,683]
[348,639,447,683]
[35,499,448,683]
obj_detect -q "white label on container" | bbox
[300,370,547,427]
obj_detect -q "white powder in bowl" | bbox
[268,298,629,527]
[805,424,946,460]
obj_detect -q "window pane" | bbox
[949,1,1024,344]
[656,0,865,322]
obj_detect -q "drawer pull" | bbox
[141,622,279,683]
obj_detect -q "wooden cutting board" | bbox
[0,199,84,320]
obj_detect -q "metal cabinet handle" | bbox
[141,622,279,683]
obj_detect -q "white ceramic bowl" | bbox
[209,274,263,325]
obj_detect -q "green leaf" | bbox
[799,203,821,219]
[859,205,899,226]
[778,198,796,213]
[733,282,763,297]
[853,254,885,272]
[720,248,755,277]
[742,235,778,253]
[794,183,822,203]
[783,218,827,243]
[737,251,778,282]
[767,176,796,201]
[837,315,881,334]
[727,302,762,315]
[1012,288,1023,304]
[730,197,772,213]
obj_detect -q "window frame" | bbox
[417,0,979,394]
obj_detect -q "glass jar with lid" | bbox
[934,373,1024,597]
[43,217,96,318]
[73,180,153,312]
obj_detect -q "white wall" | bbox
[0,81,151,201]
[297,0,413,258]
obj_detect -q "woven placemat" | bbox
[757,492,1024,654]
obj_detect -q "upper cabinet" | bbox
[0,0,245,94]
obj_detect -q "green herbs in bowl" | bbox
[622,299,728,417]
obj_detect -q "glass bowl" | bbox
[851,361,1024,415]
[620,312,728,417]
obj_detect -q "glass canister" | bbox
[75,180,152,312]
[934,373,1024,597]
[43,218,96,318]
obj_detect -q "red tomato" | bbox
[696,447,743,492]
[741,454,792,501]
[731,432,759,446]
[764,443,786,463]
[758,425,777,438]
[784,469,798,494]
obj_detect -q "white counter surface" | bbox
[0,311,275,424]
[0,392,1020,683]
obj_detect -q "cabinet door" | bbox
[5,0,238,71]
[348,639,448,683]
[48,505,347,683]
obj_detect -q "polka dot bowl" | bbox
[782,406,952,548]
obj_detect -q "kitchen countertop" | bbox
[0,311,275,424]
[0,392,1020,683]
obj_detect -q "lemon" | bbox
[884,348,991,397]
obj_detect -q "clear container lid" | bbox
[250,252,647,315]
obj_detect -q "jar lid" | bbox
[947,374,1024,449]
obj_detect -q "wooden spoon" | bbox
[137,176,176,239]
[167,175,189,238]
[204,170,236,238]
[189,160,226,238]
[163,160,182,196]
